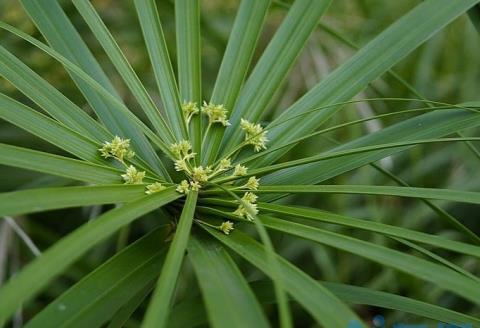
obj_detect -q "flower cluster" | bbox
[182,101,199,124]
[202,101,230,126]
[99,136,135,162]
[100,101,269,236]
[233,191,259,221]
[99,136,146,185]
[240,118,268,152]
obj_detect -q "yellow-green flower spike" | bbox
[170,140,193,159]
[121,165,145,184]
[219,221,234,235]
[242,192,258,203]
[190,180,201,191]
[182,101,199,124]
[176,180,190,194]
[202,101,230,126]
[99,136,135,162]
[244,176,259,190]
[192,166,212,183]
[217,158,232,171]
[233,191,258,220]
[240,118,268,152]
[233,164,247,176]
[145,182,166,195]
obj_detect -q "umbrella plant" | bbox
[0,0,480,327]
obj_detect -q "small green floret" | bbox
[145,182,166,194]
[121,165,145,184]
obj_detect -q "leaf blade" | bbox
[142,191,198,328]
[188,233,269,328]
[0,188,180,322]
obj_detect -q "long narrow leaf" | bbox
[20,0,163,172]
[0,143,121,184]
[0,185,146,217]
[260,0,480,166]
[203,226,364,327]
[0,45,109,142]
[262,108,480,186]
[256,184,480,205]
[25,227,170,328]
[142,191,198,328]
[0,188,180,322]
[133,0,187,140]
[258,204,480,257]
[261,215,480,305]
[203,0,271,164]
[175,0,202,156]
[72,0,175,144]
[0,93,102,164]
[222,0,331,155]
[188,233,269,328]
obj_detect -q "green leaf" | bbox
[0,93,102,164]
[209,183,291,328]
[107,286,152,328]
[142,191,198,328]
[258,203,480,257]
[72,0,175,144]
[203,0,271,164]
[133,0,187,140]
[0,21,172,177]
[0,45,109,142]
[203,227,364,327]
[25,227,170,328]
[222,0,331,155]
[259,0,480,167]
[256,184,480,205]
[222,136,480,182]
[250,280,480,325]
[188,233,269,328]
[260,110,480,185]
[260,215,480,305]
[0,187,180,323]
[0,185,146,217]
[19,0,163,172]
[175,0,202,157]
[0,143,121,184]
[171,279,480,327]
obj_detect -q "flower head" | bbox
[99,136,135,161]
[202,101,230,126]
[190,180,201,191]
[240,118,268,152]
[242,192,258,203]
[219,221,234,235]
[192,166,212,183]
[176,180,190,194]
[182,101,199,123]
[217,158,232,171]
[244,176,259,191]
[170,140,193,159]
[145,182,166,195]
[233,164,248,176]
[121,165,145,184]
[233,191,258,221]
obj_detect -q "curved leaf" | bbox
[0,188,180,322]
[142,191,198,328]
[203,226,364,327]
[188,233,269,328]
[0,185,146,217]
[25,227,170,328]
[261,215,480,305]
